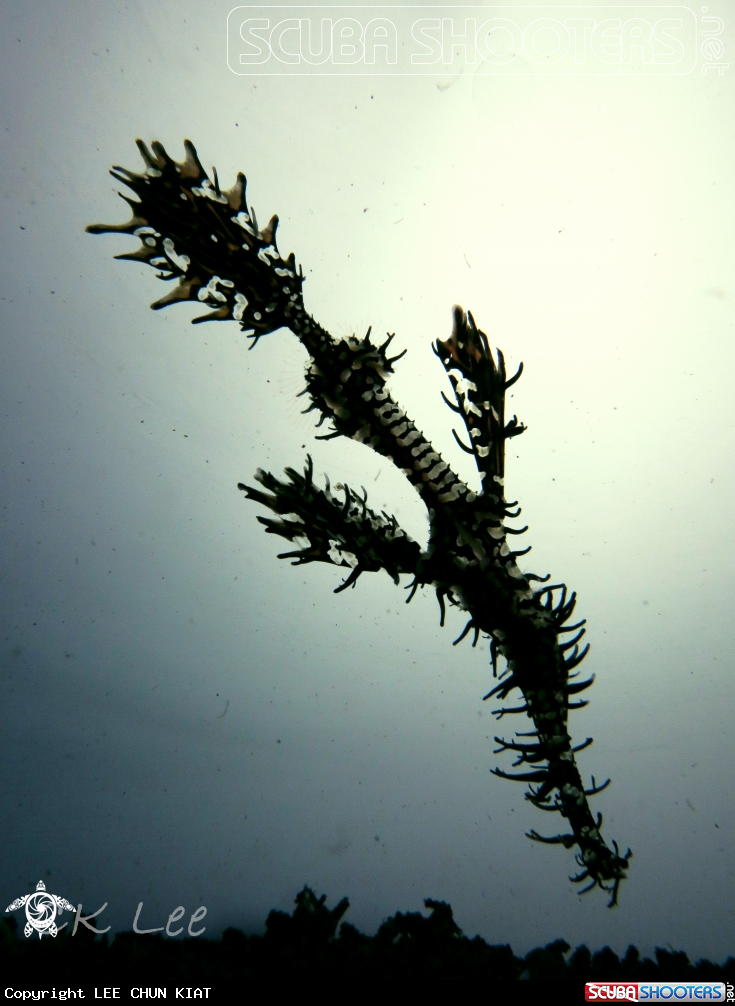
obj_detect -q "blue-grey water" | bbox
[1,0,734,962]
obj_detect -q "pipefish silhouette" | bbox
[87,139,631,905]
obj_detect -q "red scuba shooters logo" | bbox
[585,983,727,1002]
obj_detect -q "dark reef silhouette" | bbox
[87,139,630,904]
[2,888,733,983]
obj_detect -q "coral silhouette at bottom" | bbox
[1,888,733,984]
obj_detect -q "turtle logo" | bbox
[6,880,76,938]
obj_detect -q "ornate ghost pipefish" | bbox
[87,139,631,905]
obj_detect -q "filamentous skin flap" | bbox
[87,138,632,906]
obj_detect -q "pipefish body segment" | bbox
[87,139,631,905]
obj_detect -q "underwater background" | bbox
[1,0,734,963]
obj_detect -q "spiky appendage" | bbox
[88,140,630,904]
[238,456,422,593]
[87,139,302,340]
